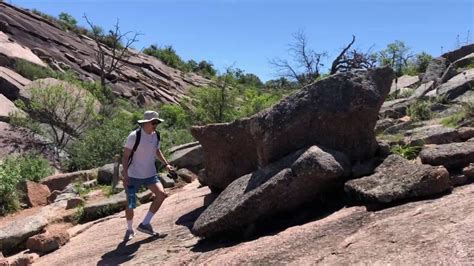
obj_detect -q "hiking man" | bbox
[122,110,173,240]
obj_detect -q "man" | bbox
[122,110,173,240]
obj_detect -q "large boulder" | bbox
[192,145,351,238]
[441,43,474,63]
[421,57,448,84]
[390,75,419,94]
[26,229,70,254]
[97,163,122,185]
[41,169,96,191]
[404,125,462,146]
[436,69,474,101]
[169,142,203,172]
[192,68,394,190]
[25,180,51,207]
[419,142,474,169]
[345,155,451,204]
[0,215,48,253]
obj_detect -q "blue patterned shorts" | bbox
[126,176,160,209]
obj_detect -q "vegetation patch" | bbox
[390,144,422,160]
[406,99,432,122]
[0,154,53,215]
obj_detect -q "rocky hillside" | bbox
[1,1,474,263]
[0,2,209,106]
[1,42,473,264]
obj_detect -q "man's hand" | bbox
[165,164,174,172]
[122,172,130,187]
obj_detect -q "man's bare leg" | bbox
[147,182,168,214]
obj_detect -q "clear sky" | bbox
[7,0,474,81]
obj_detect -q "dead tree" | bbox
[270,30,327,85]
[83,15,140,96]
[330,35,377,74]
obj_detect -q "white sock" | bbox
[142,211,155,225]
[127,220,133,231]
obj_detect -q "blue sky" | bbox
[8,0,474,81]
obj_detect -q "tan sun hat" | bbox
[137,110,164,124]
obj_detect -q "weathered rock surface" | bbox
[404,124,462,146]
[390,74,419,93]
[192,68,394,190]
[419,142,474,169]
[97,163,122,185]
[33,181,474,265]
[26,229,69,254]
[0,2,210,104]
[0,94,23,122]
[0,31,46,67]
[345,155,451,204]
[421,57,448,84]
[176,168,198,183]
[25,181,51,207]
[0,215,48,253]
[0,66,30,102]
[437,69,474,100]
[192,145,350,238]
[41,169,96,191]
[169,142,203,172]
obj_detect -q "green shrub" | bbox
[386,89,415,101]
[406,99,432,121]
[239,88,281,117]
[441,112,465,128]
[66,110,138,170]
[144,45,189,72]
[159,104,190,129]
[0,154,53,215]
[390,144,422,160]
[14,59,55,80]
[74,182,91,197]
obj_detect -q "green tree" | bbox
[186,68,239,124]
[378,40,413,76]
[58,12,77,30]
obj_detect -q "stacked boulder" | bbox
[191,67,397,238]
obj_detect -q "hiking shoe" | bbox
[124,230,136,241]
[137,223,159,236]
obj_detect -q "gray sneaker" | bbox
[137,223,158,236]
[124,230,136,241]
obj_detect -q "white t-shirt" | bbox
[124,128,161,179]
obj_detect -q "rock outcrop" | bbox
[192,67,394,190]
[344,155,451,204]
[0,2,210,105]
[192,145,351,238]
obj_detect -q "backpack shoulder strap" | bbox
[128,128,141,166]
[155,130,160,143]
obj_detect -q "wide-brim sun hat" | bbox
[137,110,165,124]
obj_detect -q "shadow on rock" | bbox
[175,206,207,230]
[175,193,218,230]
[191,193,346,253]
[97,234,166,265]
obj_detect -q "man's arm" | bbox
[156,149,173,172]
[122,148,132,186]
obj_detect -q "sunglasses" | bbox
[151,121,160,126]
